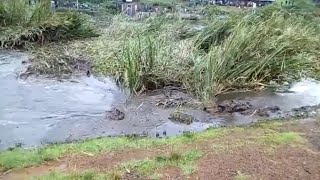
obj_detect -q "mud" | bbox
[205,100,280,117]
[169,111,195,125]
[106,108,125,121]
[2,51,320,150]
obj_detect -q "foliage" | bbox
[0,0,97,49]
[141,0,182,7]
[194,9,320,97]
[23,4,320,100]
[122,150,203,176]
[80,7,320,99]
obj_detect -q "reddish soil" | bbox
[192,146,320,180]
[1,120,320,180]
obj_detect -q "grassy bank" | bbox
[0,120,303,170]
[0,120,319,179]
[0,0,97,49]
[0,127,225,170]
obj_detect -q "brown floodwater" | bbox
[1,51,320,150]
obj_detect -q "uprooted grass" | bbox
[0,0,97,49]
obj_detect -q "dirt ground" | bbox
[1,119,320,180]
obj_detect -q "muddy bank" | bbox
[1,51,320,150]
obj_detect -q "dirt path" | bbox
[1,119,320,180]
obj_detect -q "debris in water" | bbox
[204,100,252,114]
[169,111,194,125]
[291,104,320,118]
[156,88,195,108]
[204,100,280,117]
[255,106,281,117]
[163,130,167,136]
[86,70,91,77]
[106,108,125,120]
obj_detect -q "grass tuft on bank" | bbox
[0,0,97,49]
[122,150,203,176]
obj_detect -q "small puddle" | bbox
[1,51,320,150]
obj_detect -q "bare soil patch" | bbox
[192,146,320,180]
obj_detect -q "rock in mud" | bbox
[211,100,253,114]
[106,108,125,120]
[169,111,194,125]
[204,100,280,117]
[255,106,281,117]
[291,104,320,118]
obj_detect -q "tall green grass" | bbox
[0,0,51,26]
[42,7,320,100]
[0,0,97,49]
[195,11,320,98]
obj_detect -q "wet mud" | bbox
[1,51,320,150]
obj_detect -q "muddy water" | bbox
[0,51,221,150]
[1,51,320,150]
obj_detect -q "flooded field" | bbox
[1,51,320,150]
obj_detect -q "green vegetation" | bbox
[33,171,108,180]
[141,0,182,6]
[259,132,304,146]
[36,150,203,179]
[234,171,252,180]
[17,1,320,100]
[0,0,97,49]
[122,150,203,176]
[77,7,320,99]
[0,127,224,170]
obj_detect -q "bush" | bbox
[36,8,320,100]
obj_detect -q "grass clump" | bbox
[195,12,320,98]
[258,132,304,146]
[234,171,252,180]
[0,0,97,49]
[122,150,203,176]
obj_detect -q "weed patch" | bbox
[258,132,304,146]
[122,150,203,176]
